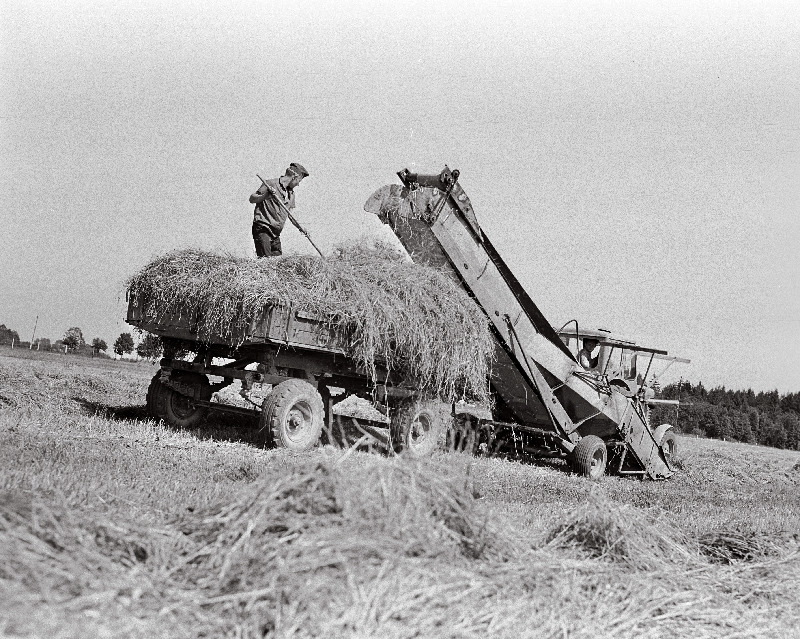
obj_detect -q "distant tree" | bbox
[35,337,52,351]
[760,416,788,449]
[748,407,760,437]
[676,403,717,438]
[62,327,85,352]
[729,410,754,443]
[0,324,21,346]
[91,337,108,355]
[779,412,800,451]
[693,381,707,400]
[755,389,780,410]
[136,333,163,360]
[660,382,679,401]
[780,392,800,416]
[114,332,135,357]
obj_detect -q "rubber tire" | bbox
[571,435,608,480]
[391,399,448,457]
[659,430,679,464]
[146,373,165,419]
[260,379,324,451]
[160,371,211,429]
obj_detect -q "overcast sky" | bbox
[2,0,798,392]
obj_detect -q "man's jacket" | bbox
[250,177,295,236]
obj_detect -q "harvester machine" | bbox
[365,166,686,479]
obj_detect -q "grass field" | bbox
[1,348,799,638]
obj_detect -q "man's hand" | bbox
[251,174,278,205]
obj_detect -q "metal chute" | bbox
[365,166,683,479]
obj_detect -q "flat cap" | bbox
[288,162,309,178]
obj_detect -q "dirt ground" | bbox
[1,348,799,638]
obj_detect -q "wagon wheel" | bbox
[146,373,165,419]
[157,371,211,428]
[260,379,324,451]
[390,398,448,457]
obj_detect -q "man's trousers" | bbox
[252,228,282,257]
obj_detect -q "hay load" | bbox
[126,243,492,403]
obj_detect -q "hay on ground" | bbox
[698,530,799,564]
[126,243,492,403]
[4,453,800,638]
[545,499,696,570]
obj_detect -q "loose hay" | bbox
[545,499,697,570]
[698,530,799,564]
[126,243,492,403]
[5,356,800,638]
[3,449,800,638]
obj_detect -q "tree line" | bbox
[650,380,800,451]
[0,323,163,360]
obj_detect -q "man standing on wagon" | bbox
[249,162,309,257]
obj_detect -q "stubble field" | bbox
[1,348,799,638]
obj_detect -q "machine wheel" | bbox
[260,379,324,451]
[659,430,679,464]
[160,372,211,428]
[571,435,608,479]
[390,399,448,457]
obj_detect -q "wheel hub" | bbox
[285,404,312,442]
[171,394,196,418]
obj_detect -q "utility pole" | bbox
[30,315,38,349]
